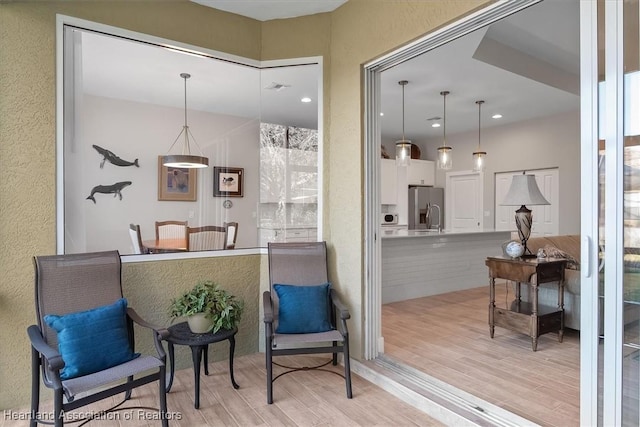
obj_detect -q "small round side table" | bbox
[165,322,239,409]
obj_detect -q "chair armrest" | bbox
[127,308,168,360]
[27,325,65,371]
[263,291,274,323]
[330,289,351,320]
[127,308,170,339]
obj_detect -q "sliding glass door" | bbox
[582,1,639,425]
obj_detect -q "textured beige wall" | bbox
[122,255,260,365]
[0,0,489,409]
[0,0,262,410]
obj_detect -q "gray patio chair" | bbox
[28,251,169,427]
[263,241,352,404]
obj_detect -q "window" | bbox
[58,20,322,255]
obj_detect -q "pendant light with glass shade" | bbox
[472,100,487,171]
[437,90,452,170]
[395,80,412,167]
[161,73,209,169]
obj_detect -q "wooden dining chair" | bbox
[128,223,148,254]
[187,225,227,251]
[155,220,188,241]
[224,222,239,249]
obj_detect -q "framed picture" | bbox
[213,167,243,197]
[157,156,197,201]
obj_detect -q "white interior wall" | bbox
[66,95,260,254]
[420,109,581,234]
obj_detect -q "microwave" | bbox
[382,213,399,225]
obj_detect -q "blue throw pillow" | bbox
[44,298,139,380]
[274,283,333,334]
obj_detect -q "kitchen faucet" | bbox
[430,204,441,232]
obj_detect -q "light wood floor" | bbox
[382,284,580,427]
[2,354,444,427]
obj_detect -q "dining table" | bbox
[142,238,188,253]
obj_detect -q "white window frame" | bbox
[55,15,323,259]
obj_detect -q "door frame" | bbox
[364,0,542,360]
[363,0,611,424]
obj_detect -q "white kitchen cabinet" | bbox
[407,159,435,186]
[380,158,398,205]
[259,227,318,246]
[284,228,309,242]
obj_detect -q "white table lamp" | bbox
[501,172,550,257]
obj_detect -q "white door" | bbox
[583,1,640,425]
[495,168,559,237]
[445,171,483,232]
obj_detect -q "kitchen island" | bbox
[381,229,511,303]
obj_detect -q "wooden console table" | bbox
[485,256,567,351]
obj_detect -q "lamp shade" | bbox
[501,173,550,206]
[395,80,411,167]
[162,154,209,169]
[396,140,411,167]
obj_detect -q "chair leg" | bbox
[159,365,169,427]
[343,337,352,399]
[53,388,64,427]
[266,337,273,404]
[124,375,134,400]
[30,350,40,427]
[332,340,338,365]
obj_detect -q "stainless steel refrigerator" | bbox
[408,186,444,230]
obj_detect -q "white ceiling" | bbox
[380,0,580,142]
[79,0,579,140]
[191,0,348,21]
[81,32,319,129]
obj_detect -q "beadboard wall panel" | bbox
[381,232,510,303]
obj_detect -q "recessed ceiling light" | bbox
[301,97,312,103]
[492,114,503,119]
[380,112,384,116]
[431,123,441,128]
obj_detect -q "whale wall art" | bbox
[86,181,132,204]
[87,145,138,204]
[92,144,140,168]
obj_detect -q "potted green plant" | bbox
[169,280,244,333]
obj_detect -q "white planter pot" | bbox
[187,313,214,333]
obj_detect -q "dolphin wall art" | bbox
[92,145,139,168]
[86,181,132,204]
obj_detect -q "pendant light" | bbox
[395,80,411,167]
[437,90,452,170]
[162,73,209,169]
[472,100,487,171]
